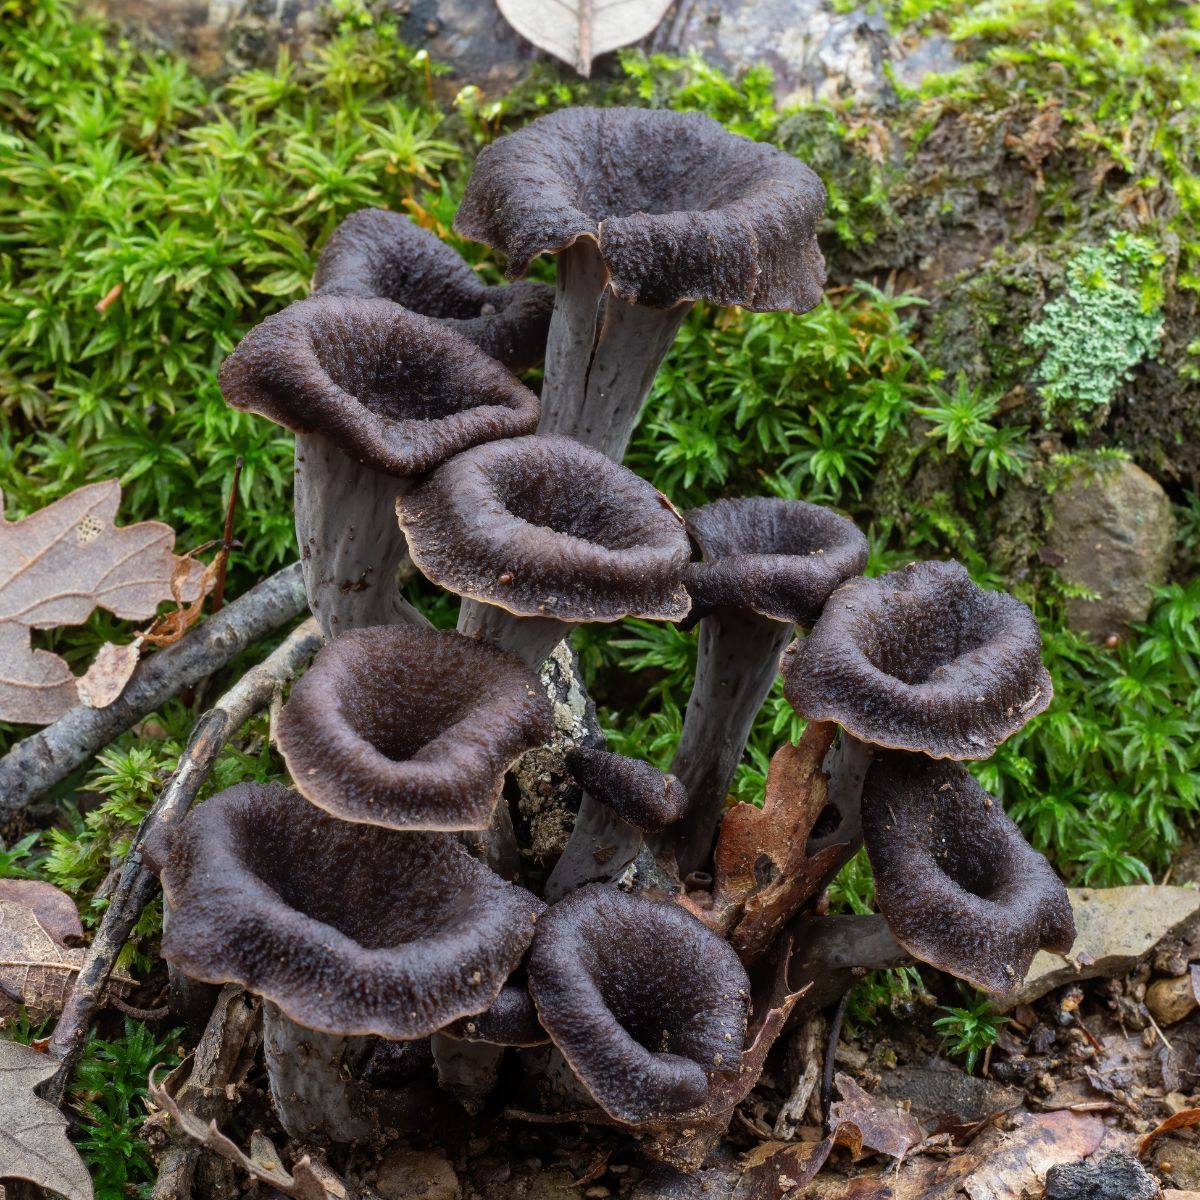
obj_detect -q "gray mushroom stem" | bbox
[295,432,427,639]
[660,609,794,877]
[456,599,572,670]
[430,1032,506,1114]
[261,1001,375,1143]
[539,239,691,462]
[542,793,643,900]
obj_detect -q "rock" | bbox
[374,1147,458,1200]
[84,0,957,106]
[1047,461,1175,641]
[1148,975,1200,1027]
[997,886,1200,1010]
[1165,1192,1200,1200]
[1044,1150,1159,1200]
[876,1065,1023,1132]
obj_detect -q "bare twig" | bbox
[41,618,322,1106]
[820,988,852,1121]
[0,563,307,813]
[209,457,243,615]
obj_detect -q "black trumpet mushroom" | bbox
[454,107,827,461]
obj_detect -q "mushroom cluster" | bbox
[156,105,1073,1167]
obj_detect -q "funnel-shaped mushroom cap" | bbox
[313,208,554,371]
[684,498,868,624]
[153,783,545,1038]
[397,435,692,623]
[454,107,826,312]
[218,295,539,476]
[527,885,750,1124]
[862,753,1074,994]
[275,626,551,831]
[781,561,1052,759]
[565,748,687,833]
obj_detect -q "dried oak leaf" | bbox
[0,481,203,724]
[828,1072,923,1162]
[680,722,849,964]
[0,1039,93,1200]
[0,886,85,1022]
[149,1074,375,1199]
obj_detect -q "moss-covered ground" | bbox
[1,0,1198,1190]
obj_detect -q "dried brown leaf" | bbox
[0,1040,93,1200]
[681,723,849,964]
[828,1073,923,1162]
[141,552,219,648]
[1137,1105,1200,1158]
[76,637,144,708]
[0,893,86,1022]
[731,1138,832,1199]
[0,481,203,723]
[495,0,673,75]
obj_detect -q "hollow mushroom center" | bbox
[489,458,666,550]
[858,602,994,685]
[331,676,466,764]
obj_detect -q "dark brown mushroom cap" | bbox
[683,498,868,625]
[527,885,750,1124]
[275,625,551,831]
[313,208,554,371]
[781,561,1052,759]
[153,782,545,1038]
[861,752,1075,994]
[444,976,548,1046]
[218,295,539,476]
[454,107,826,312]
[396,435,692,623]
[565,748,687,832]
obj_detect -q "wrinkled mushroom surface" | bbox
[219,294,540,476]
[455,107,826,312]
[527,885,750,1124]
[154,783,544,1038]
[782,561,1052,759]
[314,208,554,370]
[861,752,1074,994]
[683,498,869,623]
[565,748,688,833]
[275,625,551,831]
[397,435,692,623]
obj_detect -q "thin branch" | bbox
[41,617,323,1107]
[209,456,244,615]
[0,563,307,813]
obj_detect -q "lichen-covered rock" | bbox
[1047,461,1175,640]
[1044,1150,1159,1200]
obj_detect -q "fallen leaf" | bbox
[496,0,674,76]
[829,1073,923,1162]
[0,880,83,948]
[680,723,850,964]
[732,1139,832,1199]
[0,891,86,1022]
[0,481,203,724]
[141,552,220,649]
[0,1039,94,1200]
[1137,1106,1200,1158]
[149,1073,364,1200]
[76,637,144,708]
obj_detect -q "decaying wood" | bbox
[149,985,262,1200]
[41,617,323,1107]
[0,563,308,812]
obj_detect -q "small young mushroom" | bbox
[454,107,827,461]
[219,295,540,638]
[396,434,692,668]
[274,625,551,851]
[148,782,544,1141]
[861,751,1075,994]
[313,207,554,371]
[543,747,688,900]
[526,884,750,1125]
[662,498,868,876]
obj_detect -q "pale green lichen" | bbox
[1025,233,1164,421]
